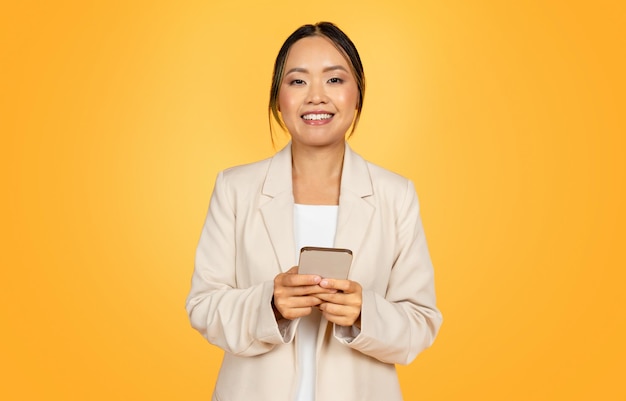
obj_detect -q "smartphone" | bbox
[298,246,353,280]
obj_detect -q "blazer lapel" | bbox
[317,144,375,351]
[259,143,375,274]
[260,144,297,272]
[333,144,375,277]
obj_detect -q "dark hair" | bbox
[269,22,365,140]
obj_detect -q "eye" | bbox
[290,79,306,85]
[328,77,343,84]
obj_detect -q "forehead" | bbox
[284,36,350,69]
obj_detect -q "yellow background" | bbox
[2,1,625,400]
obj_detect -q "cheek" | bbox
[341,85,359,109]
[277,89,290,113]
[351,87,360,108]
[278,91,299,117]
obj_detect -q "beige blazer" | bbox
[186,143,442,401]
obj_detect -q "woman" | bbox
[186,22,442,401]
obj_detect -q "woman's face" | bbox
[278,36,359,149]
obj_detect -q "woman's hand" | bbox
[273,267,336,321]
[315,279,363,327]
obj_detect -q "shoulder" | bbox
[210,158,272,206]
[368,160,417,210]
[220,157,272,184]
[218,144,291,190]
[347,146,414,196]
[346,147,418,212]
[365,160,411,190]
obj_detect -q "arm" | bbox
[333,180,443,365]
[185,172,294,357]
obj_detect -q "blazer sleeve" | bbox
[334,180,443,365]
[185,171,296,356]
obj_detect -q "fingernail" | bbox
[320,279,328,287]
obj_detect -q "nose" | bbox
[306,80,327,104]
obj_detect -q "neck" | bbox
[291,141,345,179]
[291,141,345,205]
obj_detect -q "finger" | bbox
[319,304,359,327]
[277,295,323,308]
[319,301,358,317]
[319,278,359,293]
[319,301,341,315]
[275,297,323,318]
[278,273,322,287]
[280,306,315,320]
[314,292,360,306]
[280,285,335,297]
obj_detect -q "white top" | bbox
[293,204,338,401]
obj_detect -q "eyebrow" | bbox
[284,65,349,75]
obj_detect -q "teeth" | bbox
[302,113,333,121]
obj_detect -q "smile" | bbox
[301,113,334,121]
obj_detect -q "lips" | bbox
[301,112,334,121]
